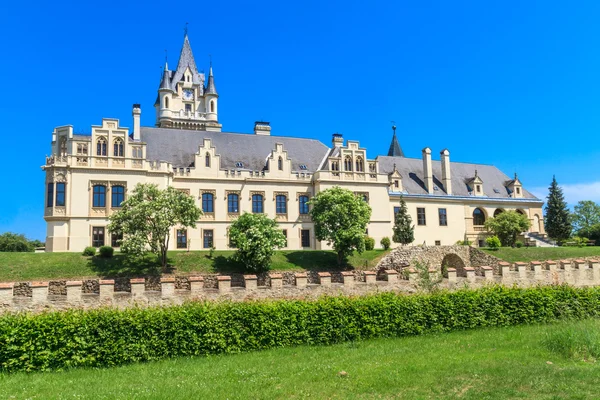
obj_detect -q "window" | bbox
[438,208,447,226]
[282,229,287,247]
[96,137,107,156]
[301,229,310,247]
[210,100,215,113]
[331,161,339,171]
[394,180,399,188]
[435,240,441,246]
[164,96,169,108]
[92,227,105,247]
[473,208,486,225]
[355,156,364,172]
[278,156,283,171]
[205,152,211,167]
[394,206,400,215]
[76,143,88,155]
[417,208,426,226]
[478,240,485,248]
[476,185,481,193]
[111,232,123,248]
[113,138,124,157]
[59,137,67,156]
[176,229,187,249]
[369,163,376,173]
[132,147,143,159]
[111,185,125,208]
[185,104,192,113]
[299,195,309,215]
[344,156,352,171]
[276,195,287,214]
[202,193,214,213]
[516,187,521,195]
[252,194,263,213]
[494,208,504,217]
[228,193,239,213]
[55,183,66,207]
[299,164,307,170]
[93,185,106,207]
[203,230,214,249]
[235,161,244,168]
[47,183,54,207]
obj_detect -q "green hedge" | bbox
[1,285,600,372]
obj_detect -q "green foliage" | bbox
[412,261,442,293]
[577,223,600,246]
[571,200,600,231]
[82,247,96,257]
[543,320,600,361]
[392,197,414,245]
[456,240,471,246]
[228,213,286,272]
[108,184,202,268]
[309,187,372,266]
[545,176,571,241]
[515,240,524,248]
[484,211,531,247]
[485,235,501,250]
[564,236,588,248]
[380,237,391,250]
[0,232,35,253]
[98,246,114,258]
[364,236,375,251]
[2,285,600,373]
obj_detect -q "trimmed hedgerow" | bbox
[1,285,600,372]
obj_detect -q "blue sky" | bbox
[1,0,600,240]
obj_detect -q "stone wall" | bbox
[376,245,472,275]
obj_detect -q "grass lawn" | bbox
[483,246,600,263]
[1,319,599,399]
[0,249,389,282]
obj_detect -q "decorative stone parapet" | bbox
[295,273,308,288]
[317,272,331,287]
[31,282,49,304]
[65,281,82,302]
[217,276,231,292]
[364,271,377,284]
[99,279,114,299]
[531,261,542,275]
[515,262,528,278]
[385,269,398,283]
[481,266,494,280]
[160,277,175,298]
[0,282,13,303]
[340,271,354,287]
[498,262,511,276]
[243,275,258,290]
[546,260,557,271]
[130,278,145,297]
[270,274,283,288]
[189,276,204,293]
[560,260,572,270]
[406,268,417,283]
[464,267,476,283]
[446,268,457,282]
[573,259,587,269]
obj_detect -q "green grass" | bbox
[0,249,388,282]
[483,246,600,263]
[1,319,599,399]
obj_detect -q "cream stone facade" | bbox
[42,34,545,252]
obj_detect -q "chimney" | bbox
[254,121,271,135]
[332,132,344,147]
[440,149,452,195]
[422,147,433,194]
[132,104,141,141]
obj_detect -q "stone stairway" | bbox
[523,232,556,247]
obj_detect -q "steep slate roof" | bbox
[387,131,404,157]
[205,66,217,95]
[141,127,329,172]
[377,155,538,199]
[167,35,205,91]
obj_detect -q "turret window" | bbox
[210,100,215,113]
[356,156,364,172]
[55,183,66,207]
[113,138,124,157]
[47,183,54,207]
[185,104,192,113]
[164,97,169,108]
[344,156,352,171]
[96,137,107,156]
[205,152,211,167]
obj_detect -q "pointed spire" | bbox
[206,58,218,95]
[170,33,201,89]
[159,62,171,91]
[387,123,404,157]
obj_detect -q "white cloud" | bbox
[530,181,600,206]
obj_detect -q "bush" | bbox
[99,246,114,258]
[82,247,96,256]
[0,232,34,252]
[380,237,391,250]
[456,240,471,246]
[515,240,524,248]
[364,236,375,251]
[486,236,501,250]
[1,285,600,373]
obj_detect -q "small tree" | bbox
[485,235,501,250]
[545,176,571,242]
[393,197,415,245]
[309,187,372,266]
[571,200,600,231]
[484,211,531,247]
[228,212,286,272]
[380,237,391,250]
[108,183,201,268]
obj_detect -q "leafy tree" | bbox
[0,232,34,252]
[309,187,372,266]
[571,200,600,231]
[108,183,201,268]
[577,223,600,246]
[484,211,531,247]
[392,197,415,245]
[544,176,571,242]
[228,212,286,272]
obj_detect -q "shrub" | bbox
[364,236,375,251]
[380,237,391,250]
[0,232,34,252]
[99,246,114,258]
[486,236,501,250]
[515,240,524,248]
[82,247,96,256]
[456,240,471,246]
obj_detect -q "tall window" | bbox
[210,100,215,113]
[47,183,54,207]
[93,185,106,207]
[344,156,352,171]
[355,156,364,172]
[111,185,125,208]
[331,161,339,171]
[228,193,239,213]
[202,193,214,213]
[299,195,309,215]
[92,227,105,248]
[276,195,287,214]
[203,230,214,249]
[369,163,376,173]
[473,208,486,225]
[132,147,143,159]
[205,152,211,167]
[55,183,66,207]
[394,180,399,188]
[77,143,88,155]
[113,138,124,157]
[111,232,123,248]
[417,207,426,226]
[394,206,400,215]
[494,208,504,217]
[59,137,67,156]
[438,208,447,226]
[176,229,187,249]
[301,229,310,247]
[282,229,288,247]
[278,156,283,171]
[185,104,192,113]
[164,96,169,108]
[96,137,107,156]
[252,194,263,213]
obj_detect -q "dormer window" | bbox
[299,164,307,170]
[516,187,521,195]
[394,180,399,188]
[235,162,243,168]
[476,185,481,193]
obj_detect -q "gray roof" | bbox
[141,127,329,172]
[377,155,539,200]
[206,67,217,95]
[387,131,404,157]
[167,35,205,91]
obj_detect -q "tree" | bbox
[571,200,600,231]
[392,197,415,245]
[484,210,531,247]
[108,183,201,268]
[309,187,372,266]
[0,232,34,252]
[544,176,571,242]
[228,212,286,272]
[577,223,600,246]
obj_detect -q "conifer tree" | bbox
[393,197,415,245]
[544,176,571,242]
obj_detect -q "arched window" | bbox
[227,193,239,213]
[494,208,504,218]
[164,96,169,108]
[276,194,287,214]
[113,138,124,157]
[331,161,339,171]
[516,209,526,216]
[473,208,486,226]
[59,137,67,156]
[96,137,107,156]
[355,156,364,172]
[93,185,106,207]
[344,156,352,171]
[210,100,215,113]
[299,195,309,215]
[278,156,283,171]
[205,152,211,167]
[252,194,263,213]
[111,185,125,208]
[202,193,214,213]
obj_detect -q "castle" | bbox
[42,34,545,252]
